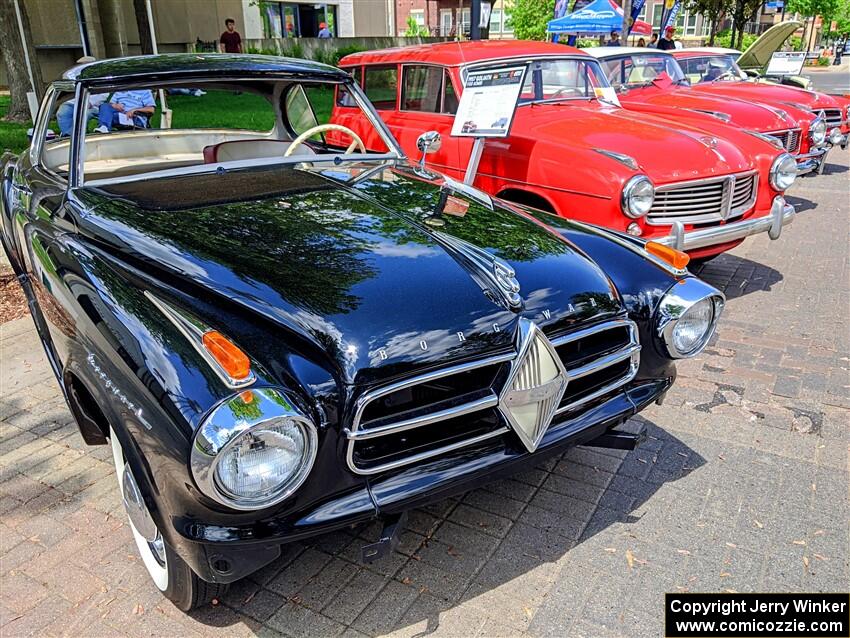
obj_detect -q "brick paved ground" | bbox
[1,153,848,638]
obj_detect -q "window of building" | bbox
[651,3,664,28]
[675,11,697,36]
[503,8,513,32]
[363,66,398,110]
[636,3,647,21]
[440,9,453,35]
[490,8,502,33]
[261,2,336,38]
[410,9,425,27]
[461,8,471,35]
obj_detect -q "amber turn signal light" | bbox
[201,331,252,380]
[645,242,690,270]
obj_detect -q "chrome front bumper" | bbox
[795,145,829,175]
[655,196,795,252]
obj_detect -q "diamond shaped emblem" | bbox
[498,319,569,453]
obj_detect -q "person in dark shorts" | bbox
[220,18,242,53]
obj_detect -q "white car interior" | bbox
[39,81,387,183]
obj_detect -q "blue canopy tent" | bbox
[546,0,626,36]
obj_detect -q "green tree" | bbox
[786,0,840,48]
[404,15,428,37]
[511,0,556,41]
[686,0,732,45]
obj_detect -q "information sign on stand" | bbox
[452,66,527,184]
[765,52,806,76]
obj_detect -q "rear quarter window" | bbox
[363,66,398,110]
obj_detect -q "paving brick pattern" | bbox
[1,153,848,637]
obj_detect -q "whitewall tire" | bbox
[109,428,227,610]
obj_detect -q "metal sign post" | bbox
[451,65,527,187]
[463,138,486,185]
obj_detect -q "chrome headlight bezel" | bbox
[769,152,797,191]
[828,127,843,145]
[621,175,655,219]
[656,278,725,359]
[191,388,318,511]
[809,115,827,145]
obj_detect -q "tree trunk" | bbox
[132,0,154,54]
[708,10,719,45]
[0,0,43,123]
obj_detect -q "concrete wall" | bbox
[242,35,448,58]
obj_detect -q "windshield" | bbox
[516,58,608,103]
[678,55,748,84]
[60,78,398,186]
[599,54,687,90]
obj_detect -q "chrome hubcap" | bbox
[121,462,159,543]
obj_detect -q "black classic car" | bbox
[1,55,724,610]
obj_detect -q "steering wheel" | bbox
[284,124,366,157]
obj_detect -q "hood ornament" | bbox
[432,231,522,311]
[699,135,719,149]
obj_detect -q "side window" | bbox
[363,66,397,110]
[443,71,458,114]
[336,83,358,107]
[286,84,320,136]
[401,66,442,113]
[39,91,75,175]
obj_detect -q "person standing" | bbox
[637,37,647,47]
[648,33,658,48]
[220,18,243,53]
[657,26,676,50]
[606,30,621,46]
[317,22,332,38]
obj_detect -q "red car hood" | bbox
[690,81,842,113]
[511,102,754,185]
[622,84,795,132]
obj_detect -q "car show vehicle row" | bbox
[0,40,843,612]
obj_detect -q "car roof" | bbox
[62,53,349,84]
[339,40,585,68]
[673,47,741,57]
[583,46,674,58]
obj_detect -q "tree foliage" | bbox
[686,0,732,44]
[403,15,429,37]
[0,0,44,122]
[510,0,556,41]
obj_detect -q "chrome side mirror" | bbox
[416,131,442,170]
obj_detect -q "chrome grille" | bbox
[766,129,801,153]
[822,109,842,128]
[346,319,640,474]
[647,172,758,226]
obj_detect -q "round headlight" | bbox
[621,175,655,219]
[810,117,826,145]
[828,127,843,145]
[769,153,797,191]
[192,389,318,510]
[656,278,725,359]
[671,297,715,356]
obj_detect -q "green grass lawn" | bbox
[0,87,335,155]
[0,96,32,154]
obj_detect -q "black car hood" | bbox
[73,161,622,385]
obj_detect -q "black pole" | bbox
[470,0,481,40]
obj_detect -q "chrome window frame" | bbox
[74,74,404,188]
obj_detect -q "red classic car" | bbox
[332,41,797,261]
[672,48,849,149]
[585,47,828,175]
